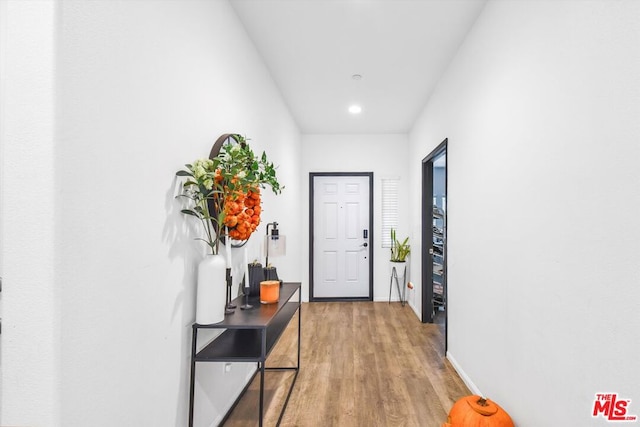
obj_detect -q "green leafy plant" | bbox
[215,135,282,195]
[175,135,282,254]
[176,158,220,254]
[390,228,410,262]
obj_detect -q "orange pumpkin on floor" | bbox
[442,395,514,427]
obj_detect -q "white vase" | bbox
[389,260,406,276]
[196,253,227,324]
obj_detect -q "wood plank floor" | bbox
[223,302,469,427]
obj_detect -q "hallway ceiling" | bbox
[230,0,486,134]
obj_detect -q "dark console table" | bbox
[188,282,301,427]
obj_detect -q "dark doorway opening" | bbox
[421,139,447,350]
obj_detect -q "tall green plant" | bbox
[390,228,410,262]
[176,158,222,254]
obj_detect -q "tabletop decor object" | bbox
[259,280,280,304]
[176,134,282,324]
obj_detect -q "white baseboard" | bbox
[408,300,420,319]
[373,296,401,302]
[446,352,482,396]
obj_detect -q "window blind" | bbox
[381,178,399,248]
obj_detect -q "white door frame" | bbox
[309,172,374,301]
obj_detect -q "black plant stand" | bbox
[389,262,407,306]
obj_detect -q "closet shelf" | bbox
[432,202,446,319]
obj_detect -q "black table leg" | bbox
[188,327,198,427]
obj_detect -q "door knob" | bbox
[360,242,368,247]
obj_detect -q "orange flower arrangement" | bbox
[176,135,282,253]
[223,186,262,241]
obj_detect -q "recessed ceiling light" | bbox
[348,105,362,114]
[352,74,362,80]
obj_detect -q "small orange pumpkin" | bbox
[442,395,514,427]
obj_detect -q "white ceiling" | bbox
[230,0,487,134]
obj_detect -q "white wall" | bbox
[409,1,640,425]
[0,1,59,425]
[1,1,301,426]
[301,134,412,304]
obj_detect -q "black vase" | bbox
[264,266,280,282]
[248,263,265,296]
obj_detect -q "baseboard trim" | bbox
[446,352,482,396]
[408,300,420,319]
[373,297,402,302]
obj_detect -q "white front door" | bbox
[312,174,371,299]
